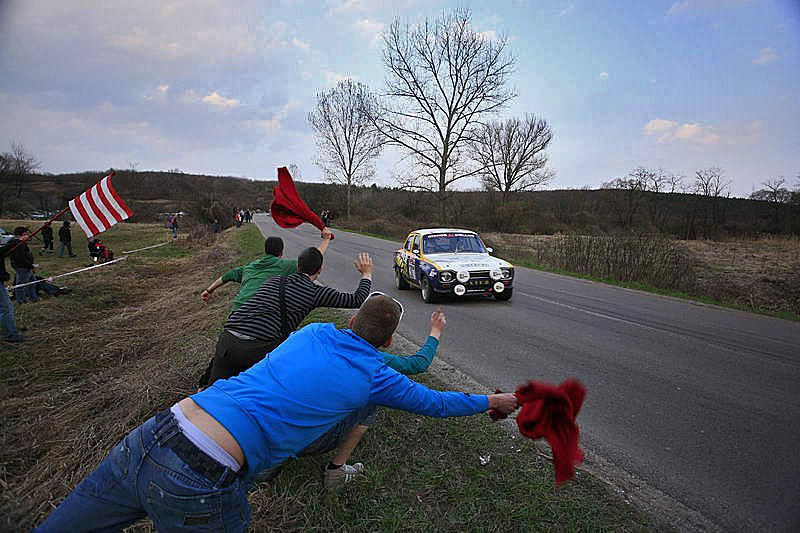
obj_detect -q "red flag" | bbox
[270,167,329,235]
[490,379,586,484]
[69,171,133,238]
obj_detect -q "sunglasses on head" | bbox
[366,291,405,322]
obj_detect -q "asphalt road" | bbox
[254,214,800,532]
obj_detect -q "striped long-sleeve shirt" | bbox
[224,272,371,341]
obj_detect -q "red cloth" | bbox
[491,379,586,484]
[270,167,328,234]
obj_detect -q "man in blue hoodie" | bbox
[36,295,518,532]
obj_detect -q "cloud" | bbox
[643,119,678,136]
[598,71,609,81]
[243,100,300,132]
[557,4,575,17]
[291,37,310,51]
[642,118,743,146]
[752,48,777,64]
[354,19,385,46]
[202,91,239,108]
[476,30,499,41]
[328,0,365,15]
[667,0,751,16]
[323,70,358,86]
[180,90,239,108]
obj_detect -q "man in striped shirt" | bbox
[206,248,373,384]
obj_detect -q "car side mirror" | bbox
[486,247,493,253]
[412,249,420,255]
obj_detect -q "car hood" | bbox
[424,253,511,270]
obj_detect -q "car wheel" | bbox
[395,267,410,290]
[420,277,437,304]
[494,288,513,301]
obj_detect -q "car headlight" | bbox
[456,270,470,283]
[501,267,513,279]
[490,269,503,281]
[439,271,454,283]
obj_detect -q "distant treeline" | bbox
[6,170,800,239]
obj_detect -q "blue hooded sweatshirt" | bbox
[192,323,488,474]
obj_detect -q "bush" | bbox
[536,233,695,291]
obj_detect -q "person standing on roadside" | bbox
[170,214,179,239]
[10,227,38,304]
[41,223,54,253]
[0,238,23,342]
[58,220,76,258]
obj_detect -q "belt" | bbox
[154,410,244,487]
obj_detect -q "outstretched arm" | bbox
[201,276,226,303]
[314,253,373,308]
[368,367,518,418]
[317,227,334,255]
[383,308,446,375]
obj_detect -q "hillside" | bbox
[5,170,799,237]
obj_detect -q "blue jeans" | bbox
[0,285,20,340]
[36,413,250,532]
[58,241,73,257]
[255,405,377,483]
[13,268,38,303]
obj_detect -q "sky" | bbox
[0,0,798,197]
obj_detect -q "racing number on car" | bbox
[407,256,416,281]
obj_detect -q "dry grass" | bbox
[0,224,242,531]
[483,232,799,317]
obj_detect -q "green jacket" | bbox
[222,254,297,312]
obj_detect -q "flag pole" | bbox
[4,170,116,256]
[9,256,128,289]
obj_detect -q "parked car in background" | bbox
[394,228,514,303]
[0,227,14,246]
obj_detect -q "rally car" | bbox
[394,228,514,303]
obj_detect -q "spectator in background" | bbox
[41,223,54,254]
[212,219,221,233]
[58,220,76,258]
[10,227,38,304]
[0,238,22,342]
[170,214,179,239]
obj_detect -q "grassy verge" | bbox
[335,224,799,322]
[506,257,800,322]
[1,222,654,531]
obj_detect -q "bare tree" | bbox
[692,167,730,237]
[309,79,383,218]
[750,176,792,230]
[602,168,648,227]
[5,142,40,198]
[375,9,516,222]
[693,167,730,198]
[469,115,553,203]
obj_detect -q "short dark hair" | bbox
[297,247,323,275]
[352,295,402,347]
[13,226,29,236]
[264,237,284,256]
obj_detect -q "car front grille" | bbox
[465,270,492,291]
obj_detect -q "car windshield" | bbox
[423,233,485,254]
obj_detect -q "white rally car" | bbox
[393,228,514,303]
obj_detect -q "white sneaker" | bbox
[323,462,365,488]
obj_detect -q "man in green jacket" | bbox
[201,229,333,312]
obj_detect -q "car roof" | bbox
[411,228,478,236]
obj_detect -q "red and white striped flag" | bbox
[69,171,133,238]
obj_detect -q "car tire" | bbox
[494,288,513,301]
[395,267,410,290]
[420,277,437,304]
